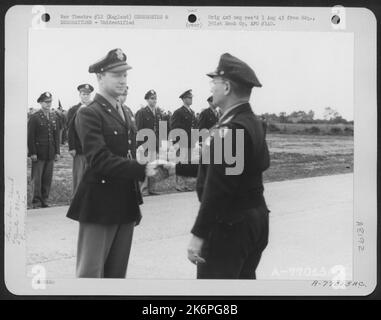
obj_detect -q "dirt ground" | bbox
[27,134,353,208]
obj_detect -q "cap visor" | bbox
[206,71,219,78]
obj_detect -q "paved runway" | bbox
[26,173,353,280]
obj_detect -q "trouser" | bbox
[62,127,68,144]
[175,147,192,190]
[197,206,269,279]
[76,222,135,278]
[31,159,54,203]
[59,128,64,145]
[72,154,87,198]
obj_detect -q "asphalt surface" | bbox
[26,173,353,280]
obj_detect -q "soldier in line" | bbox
[168,53,270,279]
[27,107,35,120]
[67,84,94,198]
[135,90,163,196]
[57,103,67,145]
[198,96,220,131]
[170,89,197,191]
[66,48,163,278]
[28,92,60,208]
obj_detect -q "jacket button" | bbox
[101,180,106,184]
[114,131,118,135]
[128,140,131,144]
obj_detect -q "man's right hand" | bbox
[69,150,76,157]
[30,154,38,162]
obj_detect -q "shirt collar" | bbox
[146,105,155,115]
[99,91,119,109]
[209,106,218,116]
[41,109,50,118]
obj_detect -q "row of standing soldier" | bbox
[28,85,221,207]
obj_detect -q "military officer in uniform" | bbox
[135,90,162,196]
[198,96,219,131]
[66,48,163,278]
[67,84,94,198]
[170,89,197,191]
[28,92,60,208]
[197,96,220,149]
[167,53,270,279]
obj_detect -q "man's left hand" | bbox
[187,235,206,265]
[54,154,60,161]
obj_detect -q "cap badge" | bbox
[116,49,124,61]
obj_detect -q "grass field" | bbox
[267,122,353,135]
[27,133,354,208]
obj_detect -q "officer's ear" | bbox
[224,80,232,96]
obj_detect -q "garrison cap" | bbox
[77,84,94,93]
[179,89,193,99]
[88,48,132,73]
[144,89,157,100]
[207,53,262,88]
[37,92,52,103]
[207,96,213,103]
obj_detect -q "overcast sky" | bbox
[29,28,353,120]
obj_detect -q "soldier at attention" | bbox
[135,89,162,196]
[198,96,220,131]
[67,83,94,198]
[170,89,197,191]
[28,92,60,208]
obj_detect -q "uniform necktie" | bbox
[116,103,125,122]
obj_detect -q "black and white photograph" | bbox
[4,5,377,296]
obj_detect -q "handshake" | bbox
[145,159,176,180]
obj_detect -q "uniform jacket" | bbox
[176,103,270,238]
[198,107,219,131]
[54,109,66,130]
[123,104,138,158]
[67,103,83,153]
[135,106,163,150]
[170,105,197,149]
[27,109,60,161]
[66,93,146,225]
